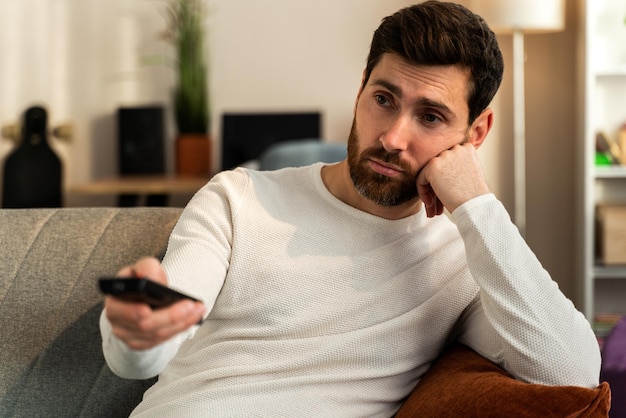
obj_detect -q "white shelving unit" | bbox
[580,0,626,331]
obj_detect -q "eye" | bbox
[421,112,443,124]
[374,93,392,108]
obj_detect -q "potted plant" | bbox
[168,0,211,176]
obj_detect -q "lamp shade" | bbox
[468,0,565,34]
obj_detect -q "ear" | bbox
[467,108,493,149]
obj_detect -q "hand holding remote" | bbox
[102,257,205,350]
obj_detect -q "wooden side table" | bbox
[71,175,210,206]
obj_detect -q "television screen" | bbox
[221,111,321,170]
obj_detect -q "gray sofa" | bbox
[0,207,611,417]
[0,207,181,417]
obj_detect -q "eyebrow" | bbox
[371,79,402,97]
[370,78,453,115]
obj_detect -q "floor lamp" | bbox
[468,0,565,237]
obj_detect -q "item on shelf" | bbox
[2,106,62,208]
[595,131,621,165]
[596,204,626,265]
[168,0,211,176]
[620,123,626,164]
[118,106,165,175]
[594,312,624,349]
[595,152,612,166]
[176,133,211,177]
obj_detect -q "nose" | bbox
[379,115,412,153]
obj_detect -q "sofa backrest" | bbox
[0,207,182,417]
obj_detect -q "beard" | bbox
[347,119,419,207]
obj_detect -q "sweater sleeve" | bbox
[451,194,601,387]
[100,310,189,379]
[100,170,248,379]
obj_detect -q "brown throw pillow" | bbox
[396,343,610,418]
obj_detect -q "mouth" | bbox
[368,158,404,178]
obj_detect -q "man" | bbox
[101,2,601,416]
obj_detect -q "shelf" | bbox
[595,68,626,78]
[71,175,210,196]
[594,166,626,178]
[594,265,626,279]
[582,0,626,321]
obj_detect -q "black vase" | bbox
[2,106,62,208]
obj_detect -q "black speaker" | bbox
[118,106,165,175]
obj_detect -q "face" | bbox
[348,53,477,207]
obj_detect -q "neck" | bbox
[321,161,423,220]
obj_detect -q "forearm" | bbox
[99,310,181,380]
[98,174,238,379]
[452,194,601,387]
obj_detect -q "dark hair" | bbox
[364,1,504,124]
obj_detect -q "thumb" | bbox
[123,257,168,286]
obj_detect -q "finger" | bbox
[107,298,204,350]
[416,168,435,213]
[423,190,435,216]
[434,197,444,217]
[426,195,437,218]
[104,295,153,329]
[148,300,205,338]
[127,257,168,285]
[120,304,205,351]
[417,179,439,218]
[116,265,138,278]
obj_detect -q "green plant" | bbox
[168,0,209,134]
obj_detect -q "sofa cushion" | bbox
[396,343,611,418]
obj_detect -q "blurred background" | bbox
[0,0,580,304]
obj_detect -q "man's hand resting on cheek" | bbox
[416,143,491,218]
[104,257,205,351]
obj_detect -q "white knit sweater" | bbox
[101,163,600,417]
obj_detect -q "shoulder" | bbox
[188,165,320,210]
[244,164,322,197]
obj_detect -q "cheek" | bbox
[352,113,381,149]
[355,100,396,148]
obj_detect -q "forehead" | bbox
[367,53,471,110]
